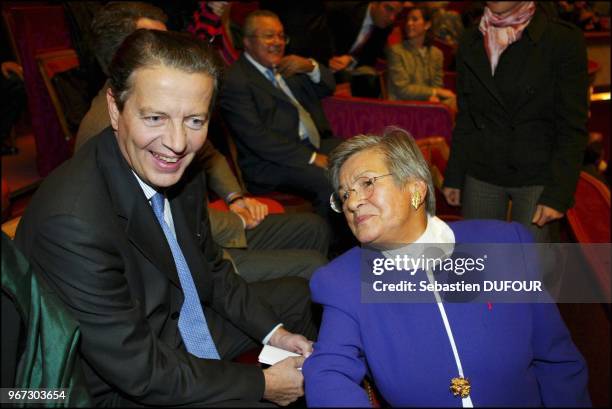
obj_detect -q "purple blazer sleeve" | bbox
[302,249,371,407]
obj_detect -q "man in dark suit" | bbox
[219,10,341,223]
[15,29,316,407]
[325,1,402,97]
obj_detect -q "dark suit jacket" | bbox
[14,129,280,406]
[444,8,589,212]
[219,54,335,183]
[325,1,392,67]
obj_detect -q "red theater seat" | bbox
[322,96,454,143]
[36,48,80,144]
[2,4,73,176]
[566,171,611,300]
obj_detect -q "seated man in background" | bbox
[76,1,330,281]
[15,29,316,406]
[219,10,352,252]
[325,1,402,97]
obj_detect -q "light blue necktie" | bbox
[265,68,321,149]
[265,68,278,87]
[151,193,220,359]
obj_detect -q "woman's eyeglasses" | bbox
[330,173,393,213]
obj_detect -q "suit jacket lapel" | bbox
[96,129,180,287]
[239,54,293,105]
[462,31,508,112]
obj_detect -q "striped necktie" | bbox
[265,68,321,149]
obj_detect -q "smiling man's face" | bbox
[243,16,286,68]
[107,64,214,189]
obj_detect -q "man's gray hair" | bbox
[243,10,281,38]
[328,127,436,215]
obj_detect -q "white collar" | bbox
[382,215,455,261]
[414,214,455,245]
[132,170,158,201]
[244,52,275,78]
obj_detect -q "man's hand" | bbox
[1,61,23,80]
[229,197,269,229]
[328,54,353,72]
[263,326,314,406]
[269,326,314,357]
[435,87,456,99]
[312,153,329,169]
[531,204,564,227]
[263,356,305,406]
[277,55,314,77]
[443,187,461,206]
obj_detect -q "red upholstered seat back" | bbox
[566,172,610,300]
[2,4,73,176]
[36,48,80,143]
[1,178,10,223]
[322,96,454,143]
[416,137,462,222]
[37,48,79,79]
[567,172,610,244]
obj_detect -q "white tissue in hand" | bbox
[258,344,300,366]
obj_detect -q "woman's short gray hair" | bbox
[328,127,436,215]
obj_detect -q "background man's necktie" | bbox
[151,193,220,359]
[350,23,373,56]
[265,68,321,149]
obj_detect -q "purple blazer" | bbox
[303,220,590,407]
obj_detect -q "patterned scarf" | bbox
[479,2,536,75]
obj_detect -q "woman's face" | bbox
[338,149,417,247]
[404,9,431,41]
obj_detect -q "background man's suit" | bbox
[219,53,338,218]
[14,129,316,406]
[325,1,391,69]
[325,1,393,97]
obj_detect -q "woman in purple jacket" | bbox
[302,127,590,407]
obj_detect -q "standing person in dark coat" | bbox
[443,1,589,243]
